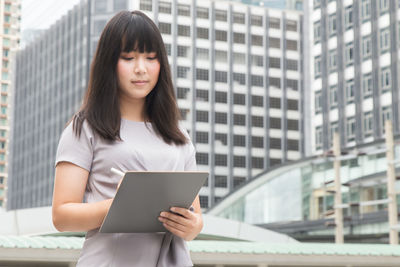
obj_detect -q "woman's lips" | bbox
[132,80,148,85]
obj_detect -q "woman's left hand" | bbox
[158,206,203,241]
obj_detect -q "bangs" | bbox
[121,13,160,54]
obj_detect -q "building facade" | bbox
[0,0,21,209]
[9,0,304,209]
[310,0,400,154]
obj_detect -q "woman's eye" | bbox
[147,56,157,60]
[122,57,134,60]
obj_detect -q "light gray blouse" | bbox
[55,118,196,267]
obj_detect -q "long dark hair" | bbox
[73,10,187,145]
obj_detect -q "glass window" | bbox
[215,10,227,21]
[215,30,227,42]
[329,14,337,36]
[329,50,337,71]
[362,0,371,20]
[177,4,190,16]
[269,17,280,29]
[347,117,356,142]
[315,56,321,77]
[196,48,209,60]
[196,69,208,81]
[251,15,263,27]
[364,112,373,135]
[197,27,209,39]
[380,28,390,53]
[380,0,389,13]
[252,35,263,46]
[159,23,171,34]
[286,20,297,32]
[178,25,190,37]
[196,110,208,122]
[330,122,338,141]
[159,1,171,14]
[216,50,228,63]
[346,79,355,103]
[382,106,392,131]
[363,73,373,97]
[234,33,245,44]
[315,126,323,149]
[380,67,391,91]
[233,12,245,24]
[314,21,321,43]
[345,42,354,65]
[330,85,338,108]
[177,46,189,58]
[362,35,372,59]
[315,90,322,113]
[196,7,209,19]
[140,0,152,11]
[345,6,353,29]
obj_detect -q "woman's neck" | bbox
[119,98,147,122]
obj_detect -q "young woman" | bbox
[52,10,203,266]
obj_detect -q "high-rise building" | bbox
[227,0,303,11]
[8,0,304,210]
[310,0,399,154]
[0,0,21,210]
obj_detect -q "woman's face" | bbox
[117,50,160,104]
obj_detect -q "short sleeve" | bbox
[55,121,94,172]
[179,125,197,171]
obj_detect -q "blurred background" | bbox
[0,0,399,266]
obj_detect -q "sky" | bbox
[21,0,81,31]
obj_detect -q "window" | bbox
[287,59,298,70]
[234,53,245,65]
[215,133,227,145]
[287,40,297,51]
[165,43,171,56]
[380,0,389,13]
[315,56,321,77]
[270,97,281,109]
[215,70,227,83]
[287,120,299,131]
[234,93,246,105]
[382,106,392,131]
[199,196,208,208]
[345,42,354,65]
[287,79,298,90]
[252,35,263,46]
[252,116,264,128]
[270,117,281,129]
[196,89,208,101]
[233,12,245,24]
[215,175,227,186]
[215,30,227,42]
[314,21,321,43]
[315,90,322,113]
[252,55,263,67]
[196,48,208,60]
[270,77,281,88]
[347,117,356,142]
[252,95,263,107]
[177,87,190,99]
[363,112,373,135]
[233,72,246,85]
[140,0,152,11]
[251,15,263,26]
[234,33,245,44]
[329,50,337,71]
[316,126,323,149]
[215,91,227,103]
[252,136,263,148]
[177,4,190,16]
[196,69,209,81]
[362,36,371,59]
[234,135,246,146]
[197,7,209,19]
[269,18,280,29]
[287,140,299,151]
[159,23,171,34]
[270,138,281,149]
[251,75,263,87]
[234,114,246,126]
[363,73,373,97]
[380,28,390,53]
[329,14,337,36]
[287,99,298,111]
[269,37,280,48]
[345,6,353,29]
[216,10,227,21]
[233,177,246,188]
[159,1,171,14]
[286,20,297,32]
[234,156,246,168]
[197,27,209,39]
[215,112,228,124]
[362,0,371,20]
[330,85,338,108]
[270,57,281,68]
[196,110,208,122]
[330,122,338,141]
[346,79,355,103]
[196,153,208,165]
[178,25,190,37]
[381,67,391,91]
[177,46,189,58]
[252,157,264,169]
[177,66,190,79]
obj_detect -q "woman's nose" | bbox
[134,57,147,74]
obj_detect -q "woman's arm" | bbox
[158,195,203,241]
[52,162,112,232]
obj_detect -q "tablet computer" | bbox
[99,171,208,233]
